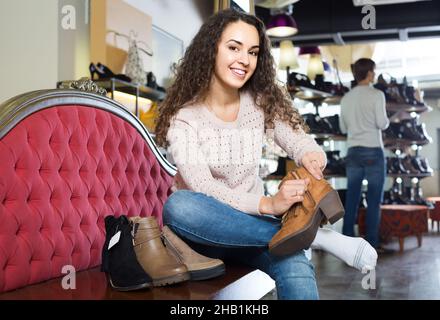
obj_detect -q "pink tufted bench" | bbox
[0,86,274,299]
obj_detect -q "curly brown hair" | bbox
[155,9,306,147]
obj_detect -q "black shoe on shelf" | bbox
[288,72,314,90]
[391,157,410,175]
[415,123,432,142]
[397,119,425,141]
[411,156,428,174]
[402,156,420,174]
[324,114,344,135]
[318,117,334,134]
[419,157,433,173]
[89,63,102,80]
[406,86,425,106]
[94,62,132,82]
[386,157,393,174]
[302,113,323,133]
[146,71,158,90]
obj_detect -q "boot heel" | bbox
[319,190,345,224]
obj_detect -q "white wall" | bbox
[419,98,440,197]
[0,0,59,103]
[123,0,213,48]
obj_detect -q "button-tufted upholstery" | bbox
[0,103,174,292]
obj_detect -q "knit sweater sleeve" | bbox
[167,116,262,215]
[273,119,326,166]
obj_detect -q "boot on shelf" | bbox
[411,156,428,174]
[324,114,344,135]
[302,113,325,134]
[396,119,425,141]
[415,123,432,142]
[391,157,410,175]
[402,155,420,174]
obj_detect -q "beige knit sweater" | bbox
[166,91,325,215]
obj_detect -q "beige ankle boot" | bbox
[129,216,189,287]
[162,226,225,281]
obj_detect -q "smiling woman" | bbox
[154,9,326,300]
[215,0,255,14]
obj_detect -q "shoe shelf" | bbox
[57,78,166,119]
[383,94,434,208]
[387,173,433,179]
[291,85,332,99]
[383,138,432,148]
[291,87,343,107]
[311,133,347,141]
[94,78,166,102]
[386,102,432,114]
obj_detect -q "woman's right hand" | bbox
[259,178,310,216]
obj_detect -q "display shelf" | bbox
[383,137,432,148]
[94,78,166,101]
[387,172,433,179]
[311,133,347,141]
[291,85,332,100]
[386,102,432,114]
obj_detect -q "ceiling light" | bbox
[266,12,298,37]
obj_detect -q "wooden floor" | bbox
[264,222,440,300]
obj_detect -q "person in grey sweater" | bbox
[339,58,390,251]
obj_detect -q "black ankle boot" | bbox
[101,215,153,291]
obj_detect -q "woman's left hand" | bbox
[301,151,326,180]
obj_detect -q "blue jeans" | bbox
[342,147,386,248]
[163,190,319,300]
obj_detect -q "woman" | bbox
[156,9,376,300]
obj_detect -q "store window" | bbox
[373,38,440,81]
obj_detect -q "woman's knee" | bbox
[162,190,209,226]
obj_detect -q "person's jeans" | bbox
[342,147,386,248]
[163,190,319,300]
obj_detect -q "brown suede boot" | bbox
[269,167,344,256]
[162,226,225,281]
[129,216,190,286]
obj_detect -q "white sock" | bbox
[311,227,378,271]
